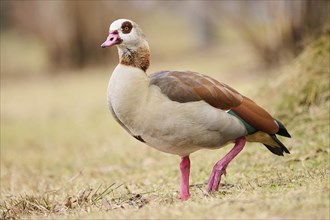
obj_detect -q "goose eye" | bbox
[121,21,133,34]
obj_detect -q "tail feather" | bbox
[261,119,291,156]
[263,134,290,156]
[264,144,285,156]
[270,134,290,154]
[246,130,291,157]
[275,119,291,138]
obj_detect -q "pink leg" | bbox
[179,156,190,200]
[207,137,246,192]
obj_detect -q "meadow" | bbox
[1,29,329,220]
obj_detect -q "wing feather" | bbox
[150,71,242,110]
[150,71,279,134]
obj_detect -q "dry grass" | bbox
[1,35,329,219]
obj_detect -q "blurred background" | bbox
[1,1,328,77]
[1,0,329,171]
[1,2,329,218]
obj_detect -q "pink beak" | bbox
[101,31,122,48]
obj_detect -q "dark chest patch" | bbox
[133,135,145,143]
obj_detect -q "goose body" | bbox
[108,64,247,156]
[102,19,291,200]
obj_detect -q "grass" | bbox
[1,35,329,219]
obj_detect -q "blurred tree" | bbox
[226,0,330,67]
[1,1,131,71]
[181,1,217,49]
[2,1,328,73]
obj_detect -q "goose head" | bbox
[101,19,150,71]
[101,19,146,50]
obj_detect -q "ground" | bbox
[1,34,329,219]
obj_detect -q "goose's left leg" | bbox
[207,137,246,192]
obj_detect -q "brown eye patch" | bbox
[121,21,133,34]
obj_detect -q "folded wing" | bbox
[150,71,279,134]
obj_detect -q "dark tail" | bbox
[275,119,291,138]
[264,119,291,156]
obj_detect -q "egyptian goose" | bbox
[101,19,291,200]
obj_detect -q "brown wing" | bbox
[231,97,279,134]
[150,71,243,110]
[149,71,279,134]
